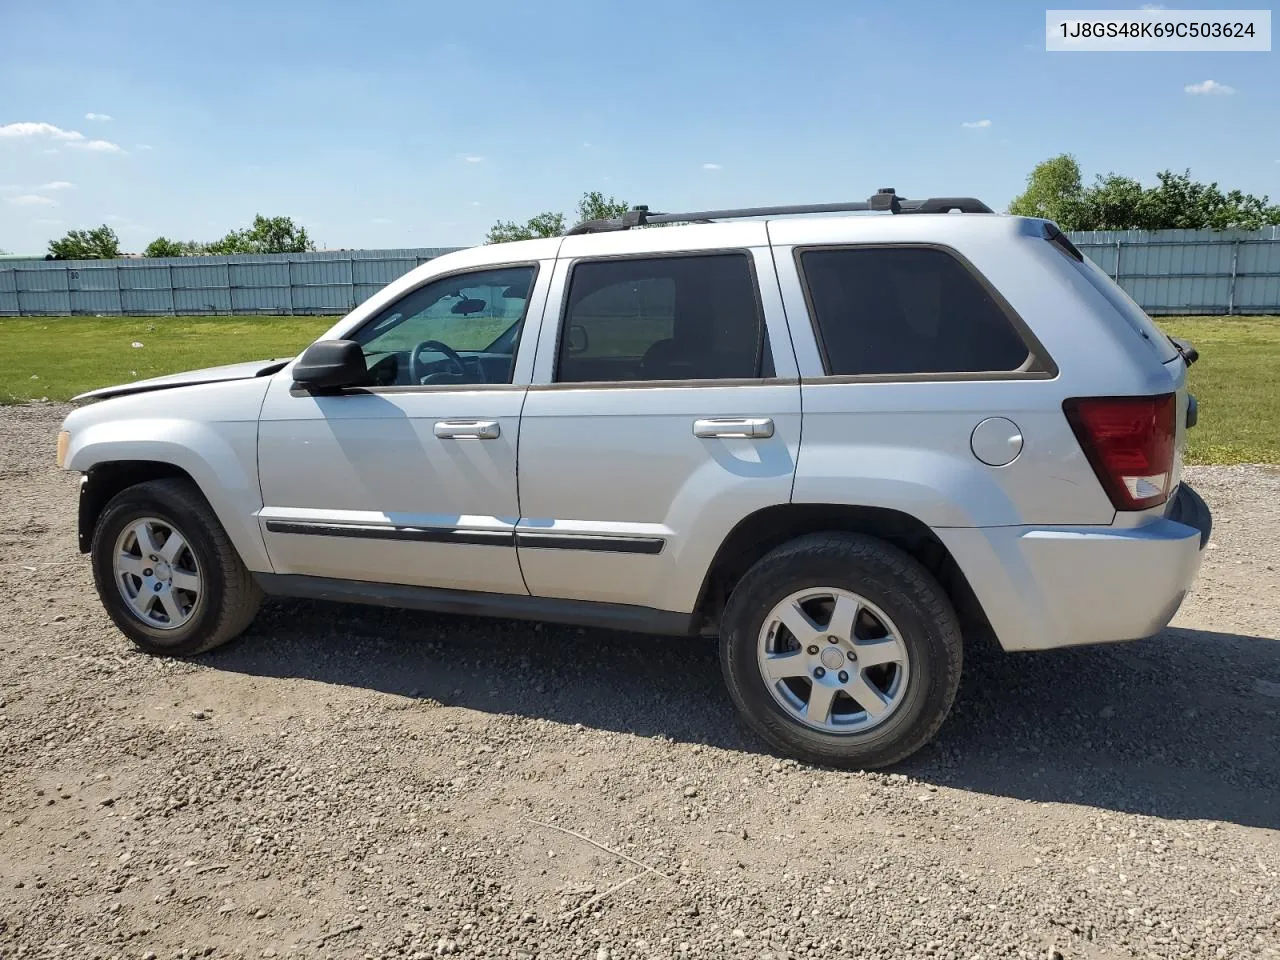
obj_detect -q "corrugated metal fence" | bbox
[2,229,1279,317]
[1070,228,1280,315]
[0,248,462,317]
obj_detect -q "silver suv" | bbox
[57,191,1211,768]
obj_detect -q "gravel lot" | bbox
[2,402,1278,960]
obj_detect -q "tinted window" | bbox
[799,247,1031,376]
[556,254,765,383]
[353,266,535,386]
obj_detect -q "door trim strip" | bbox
[264,520,665,555]
[514,531,665,555]
[264,520,514,547]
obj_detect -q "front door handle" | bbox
[693,417,775,439]
[434,419,501,440]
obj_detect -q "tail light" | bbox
[1063,394,1176,510]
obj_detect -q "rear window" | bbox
[1071,256,1179,363]
[797,246,1032,376]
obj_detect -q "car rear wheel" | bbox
[90,478,262,657]
[720,532,963,769]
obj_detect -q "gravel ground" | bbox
[1,402,1278,960]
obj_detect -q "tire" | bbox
[719,532,962,769]
[90,478,262,657]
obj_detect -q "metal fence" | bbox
[1069,228,1280,315]
[0,248,462,317]
[2,230,1279,317]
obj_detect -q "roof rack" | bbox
[565,188,993,235]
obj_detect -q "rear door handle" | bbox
[434,419,501,440]
[693,417,775,439]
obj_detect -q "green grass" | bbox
[0,315,331,404]
[1,313,1277,465]
[1157,315,1280,465]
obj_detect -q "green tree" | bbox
[1007,154,1085,228]
[1012,156,1280,230]
[48,225,121,260]
[206,214,315,255]
[485,211,567,244]
[575,190,630,225]
[1135,170,1280,230]
[1078,174,1146,230]
[144,236,188,258]
[486,191,628,243]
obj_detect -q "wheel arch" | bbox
[694,503,992,641]
[78,461,199,553]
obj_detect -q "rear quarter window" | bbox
[797,246,1034,376]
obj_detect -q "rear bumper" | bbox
[937,484,1212,652]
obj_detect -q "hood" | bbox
[72,358,293,402]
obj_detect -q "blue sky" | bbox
[1,0,1276,253]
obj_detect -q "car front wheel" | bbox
[719,532,963,769]
[90,478,262,657]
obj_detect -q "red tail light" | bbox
[1063,394,1176,510]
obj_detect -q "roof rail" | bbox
[565,189,994,235]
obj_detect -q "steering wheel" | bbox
[409,340,468,383]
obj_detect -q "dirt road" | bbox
[2,403,1277,959]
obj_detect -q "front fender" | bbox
[64,415,271,573]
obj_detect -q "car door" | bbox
[515,223,802,617]
[256,256,554,594]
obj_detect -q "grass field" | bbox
[1,315,331,405]
[1,313,1276,464]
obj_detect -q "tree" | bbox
[206,214,315,255]
[1078,174,1146,231]
[1135,170,1280,231]
[486,191,628,243]
[1010,155,1280,230]
[576,190,630,224]
[485,211,567,244]
[48,225,121,260]
[1007,154,1086,229]
[145,236,188,258]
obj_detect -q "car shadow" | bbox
[208,602,1280,831]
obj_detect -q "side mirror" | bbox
[565,324,589,354]
[292,339,367,389]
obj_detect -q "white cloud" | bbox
[1140,3,1166,9]
[702,162,723,171]
[470,201,481,206]
[1185,79,1234,96]
[0,121,85,141]
[0,184,19,192]
[0,121,122,152]
[39,180,75,190]
[69,138,124,153]
[85,112,113,121]
[961,119,993,129]
[136,143,153,151]
[6,194,58,206]
[370,217,393,225]
[459,154,484,163]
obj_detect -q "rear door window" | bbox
[556,254,766,383]
[798,246,1033,376]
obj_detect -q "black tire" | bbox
[90,478,262,657]
[720,532,963,769]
